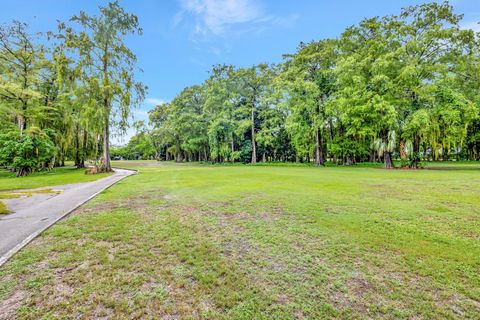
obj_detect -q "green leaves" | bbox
[0,128,55,176]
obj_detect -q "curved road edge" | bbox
[0,168,137,267]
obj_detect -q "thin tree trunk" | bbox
[75,124,81,168]
[251,107,256,164]
[101,44,112,172]
[314,128,325,166]
[231,138,235,163]
[17,100,27,134]
[410,136,420,169]
[103,118,112,171]
[81,129,88,167]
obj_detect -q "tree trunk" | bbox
[18,99,27,134]
[75,134,81,167]
[262,152,266,163]
[383,152,394,169]
[314,128,325,166]
[80,129,88,168]
[231,138,235,163]
[18,114,26,133]
[74,124,85,168]
[251,107,256,164]
[399,139,406,160]
[175,139,182,162]
[16,167,30,177]
[410,136,420,169]
[102,119,112,172]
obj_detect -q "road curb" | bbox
[0,168,136,268]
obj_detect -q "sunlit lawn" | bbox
[0,162,479,319]
[0,166,111,191]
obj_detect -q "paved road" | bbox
[0,168,135,266]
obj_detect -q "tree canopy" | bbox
[1,1,479,174]
[145,1,479,168]
[0,1,145,175]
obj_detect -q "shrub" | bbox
[0,127,55,176]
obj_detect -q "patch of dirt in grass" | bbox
[347,277,375,297]
[93,303,114,319]
[0,289,28,320]
[0,188,60,197]
[78,201,124,213]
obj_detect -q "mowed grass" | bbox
[0,167,111,191]
[0,162,479,319]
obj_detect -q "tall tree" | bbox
[336,17,401,168]
[280,40,337,165]
[61,1,146,172]
[0,21,47,133]
[235,64,276,164]
[394,1,474,167]
[204,65,242,163]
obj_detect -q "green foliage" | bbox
[111,122,156,160]
[1,1,479,170]
[0,128,55,176]
[58,0,146,171]
[142,2,479,167]
[0,2,145,174]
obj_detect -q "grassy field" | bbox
[0,167,111,191]
[0,162,479,319]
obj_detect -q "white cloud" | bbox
[145,98,165,106]
[134,109,150,118]
[461,21,480,32]
[175,0,297,38]
[179,0,260,35]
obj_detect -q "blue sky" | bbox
[1,0,479,143]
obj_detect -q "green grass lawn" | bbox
[0,167,111,191]
[0,162,479,319]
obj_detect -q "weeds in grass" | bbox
[0,201,10,214]
[0,188,61,200]
[0,163,479,318]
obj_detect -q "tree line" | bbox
[129,1,478,168]
[0,1,145,176]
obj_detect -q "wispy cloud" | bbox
[461,20,480,32]
[145,98,166,105]
[177,0,260,35]
[175,0,298,38]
